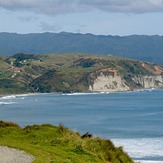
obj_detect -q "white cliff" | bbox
[88,68,163,92]
[132,75,163,89]
[89,68,130,92]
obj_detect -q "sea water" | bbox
[0,89,163,163]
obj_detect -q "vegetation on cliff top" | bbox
[0,121,134,163]
[0,53,162,94]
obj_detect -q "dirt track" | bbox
[0,146,34,163]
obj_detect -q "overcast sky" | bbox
[1,0,163,36]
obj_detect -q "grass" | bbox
[0,71,12,79]
[0,121,134,163]
[0,56,11,70]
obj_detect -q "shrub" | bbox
[0,120,20,128]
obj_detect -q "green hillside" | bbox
[0,121,134,163]
[0,53,162,94]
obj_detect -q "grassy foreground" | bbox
[0,121,134,163]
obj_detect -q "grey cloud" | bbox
[0,0,163,14]
[0,0,81,14]
[0,0,38,10]
[80,0,163,13]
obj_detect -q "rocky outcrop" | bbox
[132,75,163,89]
[88,68,163,92]
[89,68,130,92]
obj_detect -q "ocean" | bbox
[0,89,163,163]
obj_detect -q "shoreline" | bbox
[0,87,160,98]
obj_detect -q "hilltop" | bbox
[0,32,163,65]
[0,53,163,94]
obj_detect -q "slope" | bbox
[0,53,163,94]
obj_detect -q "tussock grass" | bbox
[0,121,134,163]
[0,120,20,128]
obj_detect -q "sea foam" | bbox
[63,92,104,96]
[112,137,163,163]
[0,102,16,105]
[1,95,16,99]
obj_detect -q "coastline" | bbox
[0,87,160,98]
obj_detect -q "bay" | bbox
[0,89,163,163]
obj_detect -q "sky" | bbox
[1,0,163,36]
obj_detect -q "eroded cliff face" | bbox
[132,75,163,89]
[88,68,163,92]
[132,64,163,89]
[89,68,130,92]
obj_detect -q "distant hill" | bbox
[0,32,163,65]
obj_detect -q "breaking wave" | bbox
[0,95,16,99]
[0,102,16,105]
[112,137,163,163]
[62,92,105,96]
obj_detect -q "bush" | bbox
[0,121,20,128]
